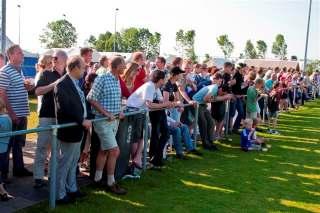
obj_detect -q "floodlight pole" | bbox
[1,0,6,55]
[17,4,21,45]
[303,0,312,72]
[113,8,119,52]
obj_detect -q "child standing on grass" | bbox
[0,98,14,201]
[246,78,264,119]
[240,119,268,152]
[267,82,281,135]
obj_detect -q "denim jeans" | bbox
[233,98,245,130]
[56,141,81,199]
[33,117,56,180]
[4,117,27,175]
[168,124,194,155]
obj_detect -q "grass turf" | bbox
[21,99,320,213]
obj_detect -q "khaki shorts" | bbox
[246,112,257,119]
[94,119,119,151]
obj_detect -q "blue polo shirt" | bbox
[192,84,218,104]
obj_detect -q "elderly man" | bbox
[0,45,33,181]
[87,56,127,195]
[54,56,92,204]
[33,50,67,188]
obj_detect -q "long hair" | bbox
[121,62,139,86]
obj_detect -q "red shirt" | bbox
[119,78,131,99]
[132,67,146,92]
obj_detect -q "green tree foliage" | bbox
[175,29,198,62]
[39,19,77,48]
[244,40,257,59]
[272,34,287,59]
[216,34,234,59]
[306,59,320,74]
[256,40,267,58]
[203,53,213,64]
[88,28,161,59]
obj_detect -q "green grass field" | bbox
[22,100,320,213]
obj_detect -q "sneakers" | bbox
[34,179,47,189]
[122,165,141,180]
[261,147,268,152]
[107,183,127,195]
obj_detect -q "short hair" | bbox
[243,118,253,126]
[194,63,201,69]
[6,44,21,58]
[110,56,125,69]
[0,53,4,59]
[53,50,68,60]
[224,62,233,68]
[151,70,165,83]
[99,56,108,66]
[156,56,166,65]
[132,52,144,62]
[80,47,93,57]
[212,72,222,80]
[67,56,83,73]
[255,78,264,85]
[172,57,183,67]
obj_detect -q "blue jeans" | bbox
[169,124,194,155]
[233,98,245,130]
[56,141,81,199]
[4,117,27,175]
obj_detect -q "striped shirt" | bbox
[87,72,121,116]
[0,64,30,117]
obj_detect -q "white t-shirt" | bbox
[127,81,163,108]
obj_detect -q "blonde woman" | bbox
[34,55,53,113]
[120,62,139,98]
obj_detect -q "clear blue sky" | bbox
[5,0,320,59]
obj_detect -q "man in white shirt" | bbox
[127,70,178,168]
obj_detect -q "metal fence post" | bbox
[49,127,58,209]
[293,86,297,106]
[193,103,199,148]
[142,110,149,171]
[263,96,267,123]
[224,100,230,136]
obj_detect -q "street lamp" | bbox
[303,0,312,72]
[17,4,21,45]
[113,8,119,52]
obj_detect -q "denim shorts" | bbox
[94,119,119,151]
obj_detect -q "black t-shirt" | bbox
[222,72,232,93]
[36,70,64,118]
[232,71,244,95]
[163,80,178,102]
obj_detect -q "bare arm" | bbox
[178,85,192,103]
[35,82,57,96]
[0,89,18,122]
[145,100,172,110]
[163,91,170,102]
[88,99,114,119]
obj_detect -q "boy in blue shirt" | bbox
[241,118,268,152]
[193,73,233,150]
[0,98,14,201]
